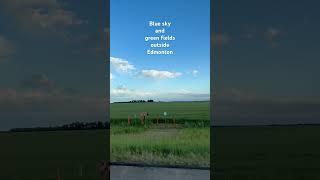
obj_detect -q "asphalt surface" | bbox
[110,165,210,180]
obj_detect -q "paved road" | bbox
[110,165,210,180]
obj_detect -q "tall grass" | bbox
[111,127,210,167]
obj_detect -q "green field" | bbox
[110,101,211,167]
[111,126,210,167]
[213,125,320,179]
[110,101,210,126]
[0,130,108,180]
[1,125,320,179]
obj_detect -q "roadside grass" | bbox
[110,101,211,167]
[110,126,210,167]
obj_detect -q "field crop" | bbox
[110,101,211,167]
[0,130,108,180]
[110,101,210,127]
[213,125,320,180]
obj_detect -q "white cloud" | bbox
[179,89,192,94]
[0,36,15,62]
[111,86,129,95]
[110,86,209,102]
[110,73,114,80]
[141,70,182,79]
[110,57,135,73]
[192,70,199,77]
[111,86,153,98]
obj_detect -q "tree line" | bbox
[10,121,109,132]
[114,99,154,103]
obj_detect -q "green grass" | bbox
[110,101,211,167]
[111,127,210,167]
[0,130,108,180]
[213,125,320,180]
[111,125,147,135]
[2,125,320,179]
[110,101,210,126]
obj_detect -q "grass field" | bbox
[213,125,320,180]
[111,126,210,167]
[0,130,108,180]
[110,101,211,167]
[110,101,210,126]
[1,125,320,179]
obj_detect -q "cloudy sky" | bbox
[1,0,319,130]
[213,0,320,125]
[0,0,107,131]
[110,0,210,102]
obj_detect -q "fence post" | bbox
[128,116,131,125]
[140,114,144,125]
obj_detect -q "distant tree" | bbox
[9,121,108,132]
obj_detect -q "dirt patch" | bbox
[143,128,180,139]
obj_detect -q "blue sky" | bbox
[1,0,319,130]
[110,0,210,102]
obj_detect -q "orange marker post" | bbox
[128,116,131,125]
